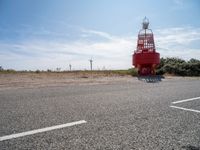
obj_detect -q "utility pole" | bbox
[69,64,72,71]
[89,59,93,71]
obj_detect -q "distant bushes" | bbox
[0,66,16,73]
[156,57,200,76]
[1,58,200,76]
[35,70,40,73]
[128,68,138,76]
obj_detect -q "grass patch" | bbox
[0,69,138,76]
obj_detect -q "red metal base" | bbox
[133,52,160,76]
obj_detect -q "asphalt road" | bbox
[0,77,200,150]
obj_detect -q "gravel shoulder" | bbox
[0,73,134,90]
[0,73,199,90]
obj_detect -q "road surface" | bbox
[0,77,200,149]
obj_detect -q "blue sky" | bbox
[0,0,200,70]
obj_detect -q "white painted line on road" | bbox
[172,96,200,104]
[0,120,87,142]
[170,105,200,113]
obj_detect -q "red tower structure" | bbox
[132,17,160,75]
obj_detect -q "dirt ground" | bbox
[0,72,133,90]
[0,72,199,91]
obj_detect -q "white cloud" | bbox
[0,26,200,70]
[155,27,200,60]
[155,27,200,45]
[81,29,115,40]
[0,30,135,70]
[173,0,184,6]
[171,0,188,10]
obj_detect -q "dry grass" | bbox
[0,71,134,90]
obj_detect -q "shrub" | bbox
[156,57,200,76]
[128,68,138,76]
[35,70,40,73]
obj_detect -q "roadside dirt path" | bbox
[0,73,133,90]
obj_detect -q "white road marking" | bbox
[170,105,200,113]
[0,120,87,142]
[172,96,200,104]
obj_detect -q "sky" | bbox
[0,0,200,70]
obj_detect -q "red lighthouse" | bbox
[132,17,160,75]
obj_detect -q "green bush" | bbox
[35,70,40,73]
[128,68,138,76]
[156,57,200,76]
